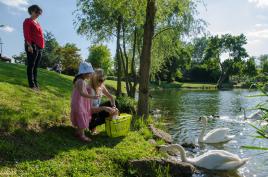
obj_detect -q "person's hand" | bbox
[102,107,116,114]
[112,108,119,116]
[28,46,33,53]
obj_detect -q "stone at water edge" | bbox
[128,158,196,177]
[148,139,157,145]
[149,124,173,143]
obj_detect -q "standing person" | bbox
[56,61,63,74]
[88,69,118,134]
[71,62,99,142]
[23,5,45,90]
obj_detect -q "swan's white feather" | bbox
[203,128,232,143]
[199,117,235,143]
[159,144,248,171]
[189,150,247,170]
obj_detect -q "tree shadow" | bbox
[0,125,123,166]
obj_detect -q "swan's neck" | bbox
[198,124,206,142]
[176,145,188,162]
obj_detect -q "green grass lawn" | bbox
[105,79,127,94]
[151,81,217,89]
[0,62,157,176]
[181,82,217,89]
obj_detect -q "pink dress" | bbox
[70,79,92,129]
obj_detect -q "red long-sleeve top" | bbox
[23,18,45,49]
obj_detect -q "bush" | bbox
[175,70,183,81]
[256,73,268,82]
[87,44,112,74]
[116,96,136,114]
[62,67,78,76]
[188,65,220,83]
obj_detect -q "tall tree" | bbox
[116,15,123,96]
[150,0,206,77]
[40,32,60,68]
[156,43,192,82]
[87,44,112,74]
[192,36,208,63]
[243,57,257,77]
[204,34,248,88]
[137,0,157,117]
[259,54,268,73]
[59,43,82,75]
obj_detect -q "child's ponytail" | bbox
[73,74,82,84]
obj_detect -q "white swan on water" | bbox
[159,144,248,171]
[240,107,263,120]
[198,116,235,144]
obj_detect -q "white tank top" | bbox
[91,87,102,107]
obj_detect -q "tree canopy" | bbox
[40,32,61,68]
[87,44,112,74]
[204,34,248,88]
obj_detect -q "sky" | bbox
[0,0,267,60]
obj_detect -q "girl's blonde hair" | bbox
[90,68,105,94]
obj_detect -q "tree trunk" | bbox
[129,27,138,98]
[137,0,157,118]
[116,16,122,97]
[217,62,230,89]
[217,62,224,89]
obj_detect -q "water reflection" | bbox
[151,89,268,177]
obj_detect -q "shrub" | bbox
[175,70,183,81]
[256,73,268,82]
[188,65,220,83]
[116,96,137,114]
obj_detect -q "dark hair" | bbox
[28,5,42,15]
[73,74,83,84]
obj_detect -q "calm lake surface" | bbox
[151,89,268,177]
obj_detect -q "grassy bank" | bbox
[105,79,127,94]
[0,62,157,176]
[151,81,217,90]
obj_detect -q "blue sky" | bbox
[0,0,267,60]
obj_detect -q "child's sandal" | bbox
[91,128,99,135]
[78,135,92,142]
[91,131,99,135]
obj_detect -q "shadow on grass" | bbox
[0,125,123,166]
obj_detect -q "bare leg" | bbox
[76,128,92,142]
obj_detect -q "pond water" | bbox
[151,89,268,177]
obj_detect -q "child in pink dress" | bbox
[71,62,98,142]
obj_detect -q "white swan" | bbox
[198,116,235,144]
[159,144,248,171]
[240,107,263,120]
